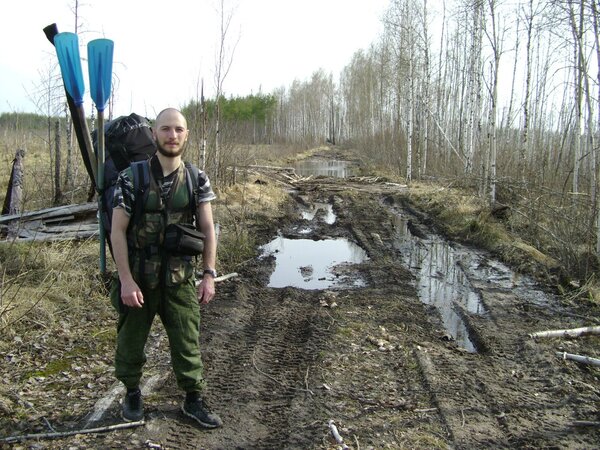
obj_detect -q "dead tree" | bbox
[54,119,63,205]
[2,149,25,238]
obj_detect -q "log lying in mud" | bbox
[529,326,600,339]
[556,352,600,368]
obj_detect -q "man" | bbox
[110,107,222,428]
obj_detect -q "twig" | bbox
[0,420,145,443]
[42,417,57,433]
[572,420,600,428]
[556,352,600,367]
[414,408,438,413]
[215,272,238,282]
[304,366,310,393]
[328,420,349,450]
[195,272,238,287]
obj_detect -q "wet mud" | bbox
[12,157,600,449]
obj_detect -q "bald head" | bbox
[155,108,188,129]
[153,108,189,158]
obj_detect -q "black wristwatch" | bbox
[203,269,217,278]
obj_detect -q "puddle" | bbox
[261,236,368,289]
[393,214,485,353]
[294,159,355,178]
[301,202,336,224]
[392,210,556,352]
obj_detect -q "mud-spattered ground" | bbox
[4,157,600,449]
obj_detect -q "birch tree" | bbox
[482,0,505,204]
[213,0,238,183]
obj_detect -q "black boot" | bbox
[122,388,144,422]
[181,393,222,429]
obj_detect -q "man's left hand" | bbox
[198,276,215,304]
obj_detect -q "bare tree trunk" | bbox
[421,0,431,177]
[520,0,535,181]
[569,0,584,195]
[504,14,519,131]
[64,103,74,197]
[214,0,237,183]
[2,149,25,239]
[465,1,483,175]
[201,79,207,171]
[591,0,600,255]
[407,51,414,182]
[486,0,502,205]
[54,120,62,205]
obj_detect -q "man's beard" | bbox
[156,140,186,157]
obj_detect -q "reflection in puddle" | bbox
[394,214,484,352]
[262,237,368,289]
[294,159,355,178]
[393,210,556,352]
[301,202,336,224]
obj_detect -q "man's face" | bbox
[153,111,188,158]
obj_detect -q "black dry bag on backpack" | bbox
[93,113,157,239]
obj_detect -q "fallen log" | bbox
[529,326,600,339]
[556,352,600,368]
[0,420,145,444]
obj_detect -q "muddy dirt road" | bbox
[7,155,600,449]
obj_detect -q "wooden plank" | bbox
[0,202,97,224]
[0,229,98,243]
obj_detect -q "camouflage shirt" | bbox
[113,162,216,216]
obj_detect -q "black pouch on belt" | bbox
[164,223,205,256]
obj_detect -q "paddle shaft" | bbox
[97,110,106,274]
[75,107,98,186]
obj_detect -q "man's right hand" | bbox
[120,279,144,308]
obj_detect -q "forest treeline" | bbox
[3,0,600,285]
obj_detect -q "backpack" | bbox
[93,113,201,249]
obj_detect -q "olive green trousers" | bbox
[111,276,205,393]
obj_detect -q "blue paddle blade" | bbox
[54,32,85,105]
[88,39,114,112]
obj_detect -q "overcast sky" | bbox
[1,0,388,117]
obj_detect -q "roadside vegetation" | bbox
[3,0,600,441]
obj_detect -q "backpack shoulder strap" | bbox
[130,160,151,226]
[184,161,200,225]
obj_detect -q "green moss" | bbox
[23,358,71,379]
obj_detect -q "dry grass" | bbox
[0,238,108,338]
[0,128,91,210]
[214,178,289,273]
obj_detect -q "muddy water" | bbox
[391,209,555,352]
[301,202,336,224]
[277,157,556,352]
[294,159,356,178]
[261,236,368,289]
[392,214,483,352]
